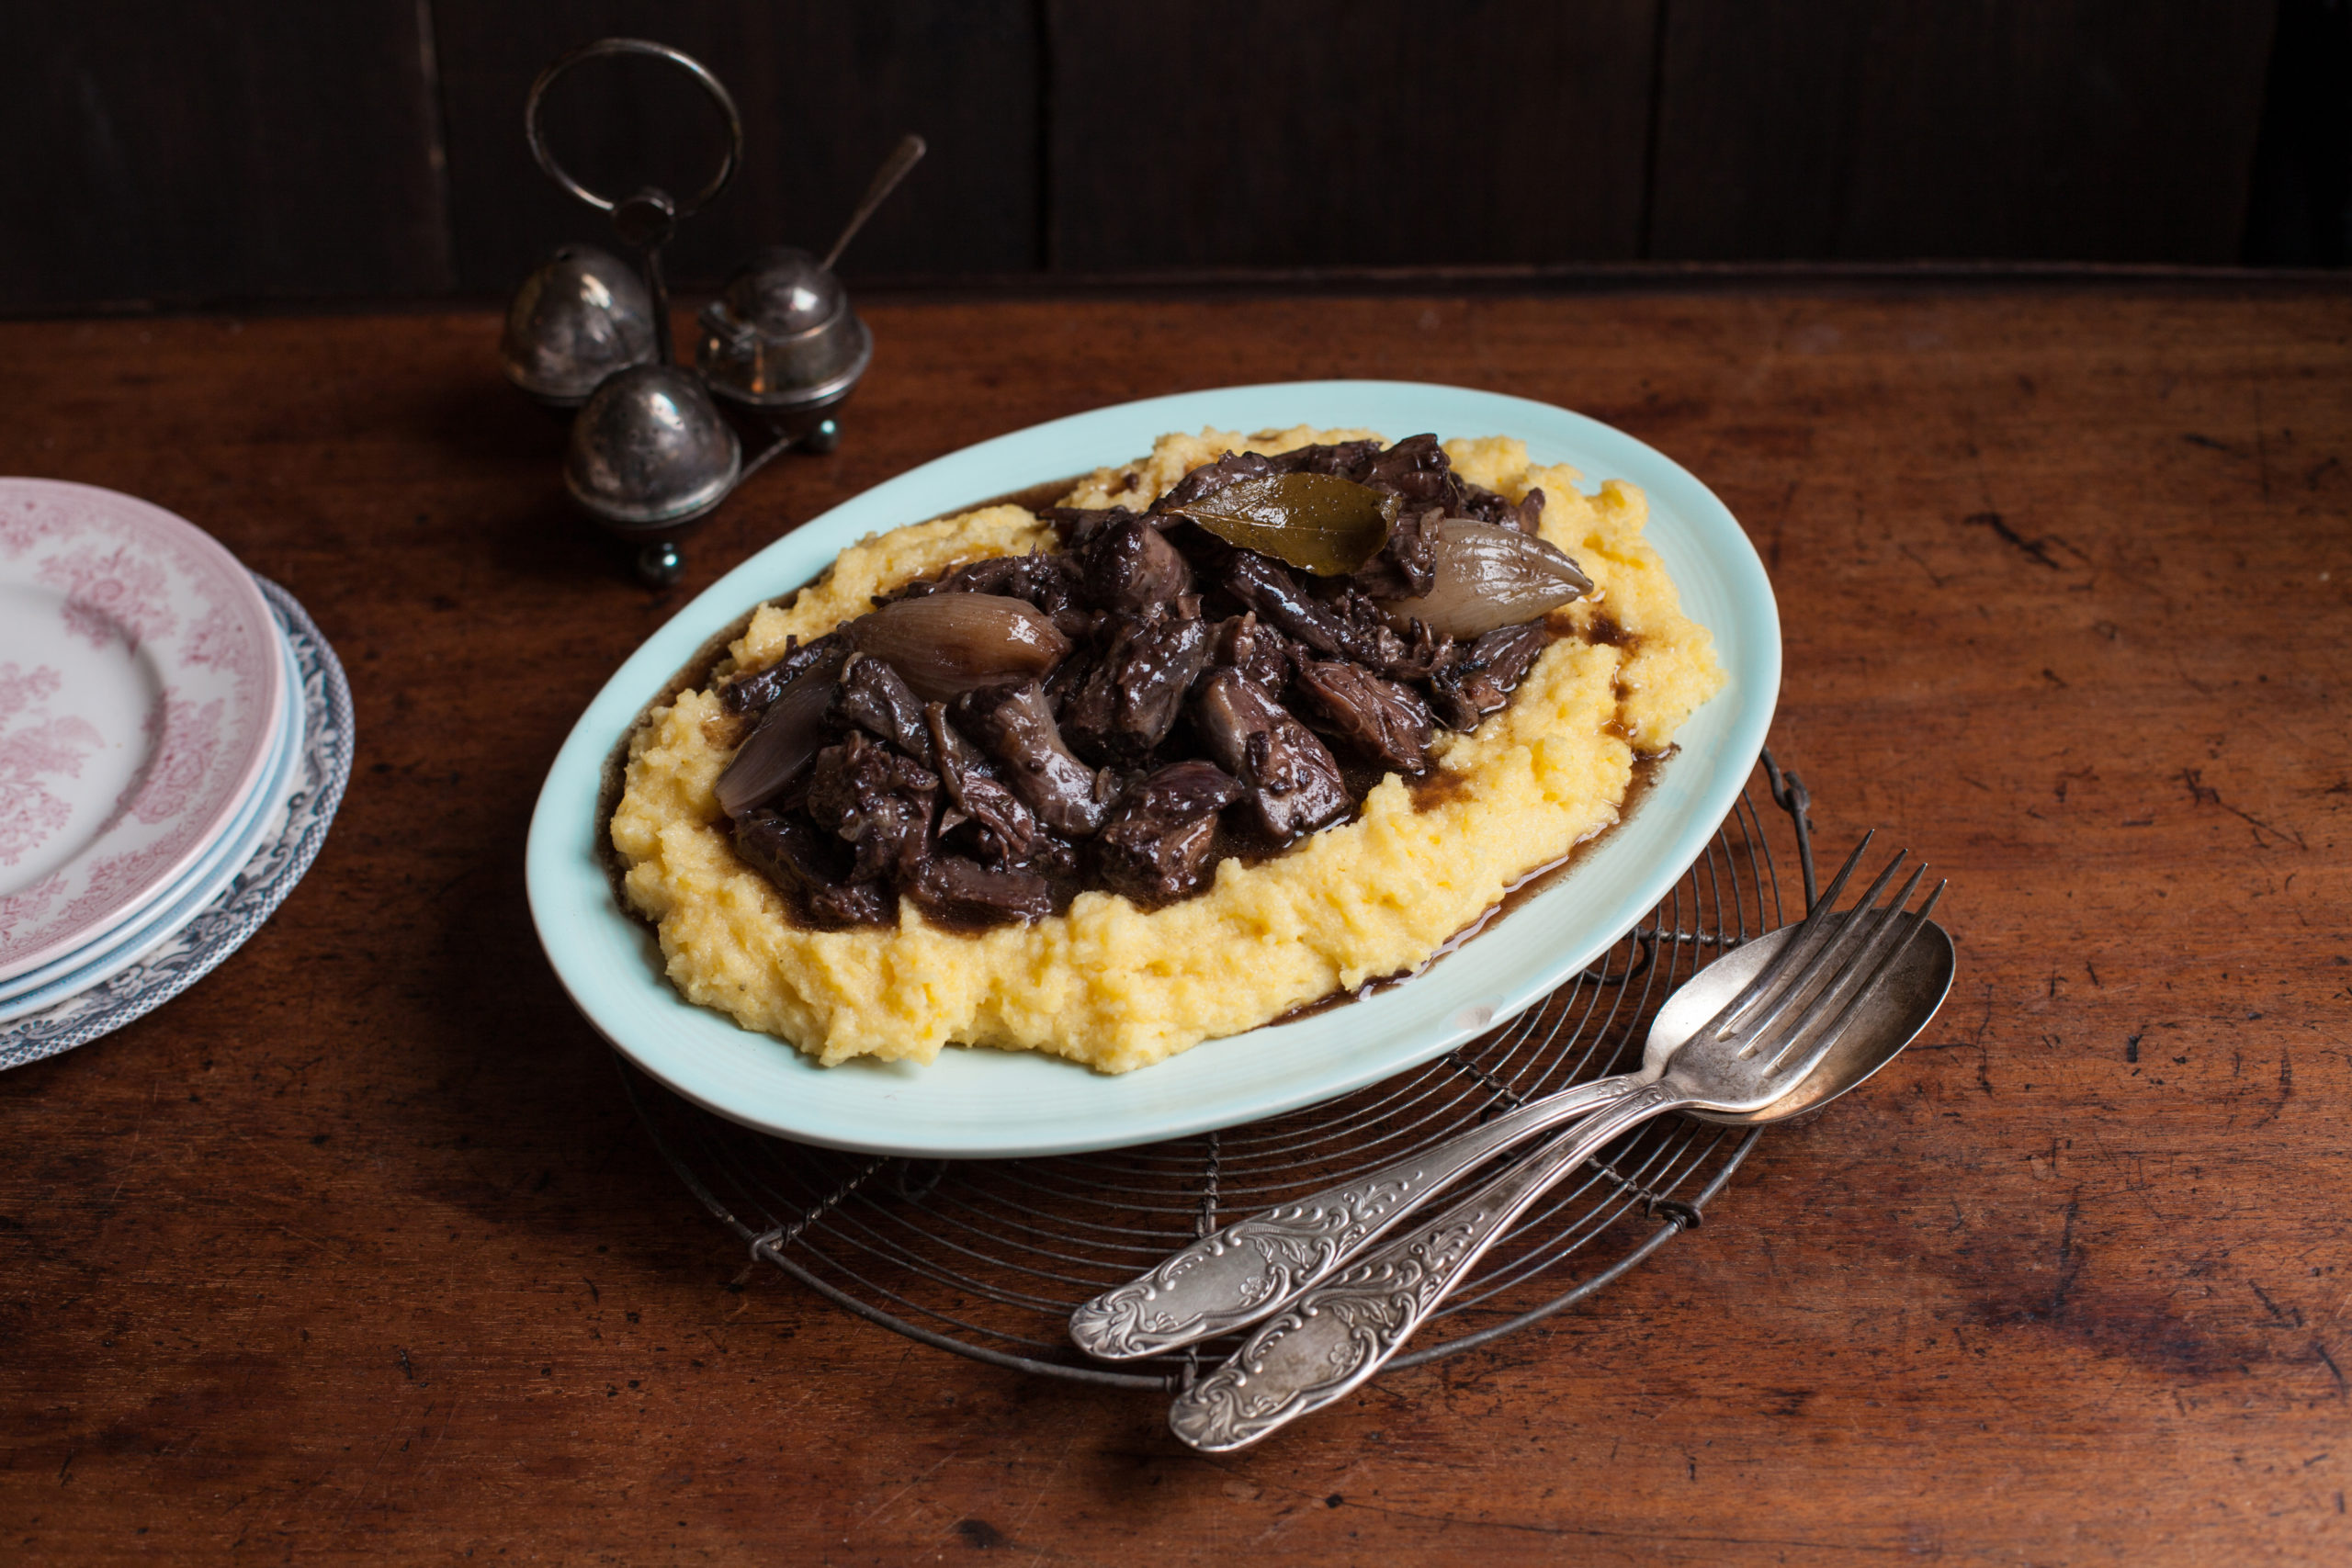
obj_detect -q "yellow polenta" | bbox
[608,428,1724,1075]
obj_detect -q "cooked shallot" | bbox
[848,593,1071,701]
[1374,519,1590,639]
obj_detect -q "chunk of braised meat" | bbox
[1360,432,1521,525]
[1363,433,1453,506]
[1262,438,1384,479]
[1039,503,1136,550]
[833,653,933,766]
[1078,513,1193,613]
[1374,504,1444,597]
[1315,579,1454,681]
[721,630,846,716]
[1295,660,1435,774]
[734,810,893,928]
[1157,449,1280,511]
[960,681,1114,837]
[1061,610,1212,767]
[923,703,1045,865]
[1050,606,1105,645]
[804,730,939,883]
[1094,761,1244,904]
[1426,622,1551,730]
[1383,612,1457,682]
[1205,612,1296,696]
[1039,633,1091,713]
[905,853,1056,927]
[1509,488,1546,535]
[1021,552,1084,615]
[1218,549,1411,673]
[1193,669,1351,840]
[888,550,1080,615]
[1450,482,1518,525]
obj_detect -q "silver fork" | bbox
[1070,832,1896,1362]
[1165,846,1946,1452]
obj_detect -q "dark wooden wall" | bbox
[0,1,2322,314]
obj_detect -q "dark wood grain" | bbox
[0,1,449,310]
[432,0,1041,296]
[1648,0,2278,263]
[1,282,2348,1563]
[1045,0,1661,269]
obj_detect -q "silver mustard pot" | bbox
[501,37,922,586]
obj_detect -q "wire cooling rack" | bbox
[621,750,1819,1388]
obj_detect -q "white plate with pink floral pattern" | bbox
[0,480,287,983]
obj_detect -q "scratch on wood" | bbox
[2250,1281,2299,1325]
[1964,511,2063,570]
[2254,1047,2294,1128]
[1897,543,1945,587]
[2177,769,2312,848]
[2048,1197,2084,1320]
[2315,1341,2348,1396]
[2227,803,2307,851]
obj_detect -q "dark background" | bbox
[3,0,2347,316]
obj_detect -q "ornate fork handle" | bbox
[1167,1085,1678,1452]
[1069,1075,1645,1359]
[1166,846,1950,1451]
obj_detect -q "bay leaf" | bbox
[1160,471,1400,576]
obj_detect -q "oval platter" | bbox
[525,381,1780,1158]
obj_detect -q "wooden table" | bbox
[4,279,2347,1564]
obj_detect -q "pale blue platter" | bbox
[525,381,1780,1158]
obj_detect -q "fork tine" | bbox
[1726,848,1911,1049]
[1694,830,1878,1043]
[1763,874,1945,1075]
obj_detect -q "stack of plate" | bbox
[0,479,354,1071]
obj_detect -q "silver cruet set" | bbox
[498,38,923,585]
